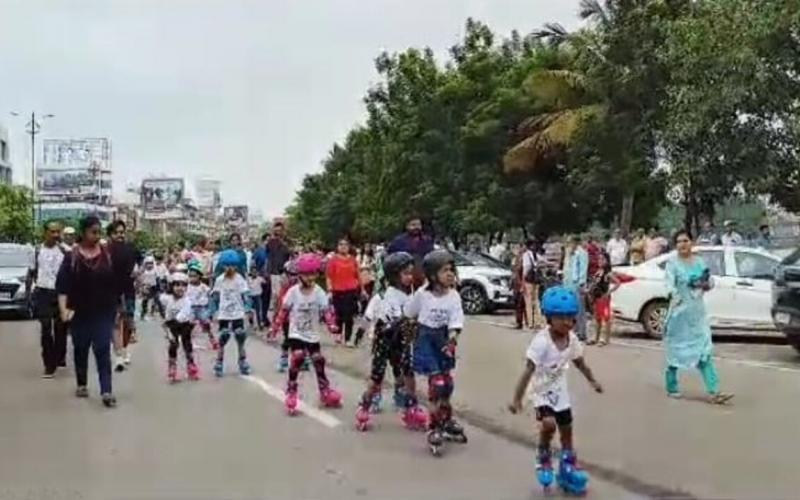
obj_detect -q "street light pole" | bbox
[11,111,54,232]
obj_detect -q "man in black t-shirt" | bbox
[265,222,291,318]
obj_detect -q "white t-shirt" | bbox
[526,330,584,412]
[36,244,65,290]
[186,282,210,307]
[405,288,464,330]
[282,283,329,343]
[156,264,169,279]
[140,267,158,287]
[365,286,411,323]
[248,276,264,296]
[213,274,249,320]
[605,238,628,266]
[160,294,193,323]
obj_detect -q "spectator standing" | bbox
[521,239,544,329]
[387,215,435,288]
[33,220,68,378]
[605,229,628,266]
[564,235,589,342]
[721,221,744,246]
[696,221,722,246]
[629,228,647,265]
[511,245,528,329]
[754,224,772,249]
[61,226,76,252]
[645,228,668,260]
[252,233,271,326]
[266,222,292,318]
[585,235,602,277]
[326,238,362,347]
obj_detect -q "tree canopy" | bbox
[287,1,800,246]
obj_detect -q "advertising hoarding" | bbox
[141,178,184,212]
[39,138,111,203]
[223,205,248,227]
[195,178,221,208]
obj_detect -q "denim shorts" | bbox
[413,325,455,375]
[192,305,210,322]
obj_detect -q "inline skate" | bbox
[369,392,383,414]
[401,404,429,431]
[167,359,179,384]
[238,358,251,376]
[355,399,372,432]
[557,450,589,496]
[427,428,445,457]
[285,386,300,416]
[320,387,343,408]
[536,448,555,493]
[392,387,406,409]
[276,352,289,373]
[187,360,200,381]
[442,419,468,443]
[213,357,224,378]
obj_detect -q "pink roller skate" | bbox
[402,404,429,431]
[285,387,300,416]
[355,404,371,432]
[320,387,343,408]
[187,360,200,381]
[167,360,179,384]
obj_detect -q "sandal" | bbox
[598,340,608,347]
[709,393,734,405]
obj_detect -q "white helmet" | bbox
[169,272,188,284]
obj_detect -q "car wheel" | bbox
[460,284,488,315]
[641,300,668,339]
[788,337,800,356]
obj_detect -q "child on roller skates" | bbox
[270,259,301,372]
[271,253,342,415]
[210,250,252,377]
[354,252,427,432]
[509,286,603,495]
[160,272,200,382]
[404,250,466,456]
[187,260,218,350]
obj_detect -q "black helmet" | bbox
[422,250,455,283]
[383,252,414,287]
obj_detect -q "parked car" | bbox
[771,249,800,354]
[452,251,514,315]
[0,243,35,318]
[612,245,780,338]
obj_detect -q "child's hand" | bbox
[508,400,523,414]
[442,338,457,358]
[591,381,603,393]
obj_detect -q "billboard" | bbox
[39,138,111,203]
[141,178,184,212]
[224,205,248,227]
[195,178,221,208]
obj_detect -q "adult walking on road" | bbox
[564,235,589,342]
[106,220,138,372]
[326,237,362,347]
[33,220,68,378]
[387,215,434,288]
[663,229,733,404]
[56,216,125,407]
[266,222,292,318]
[521,239,544,329]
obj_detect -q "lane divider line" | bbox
[241,374,342,429]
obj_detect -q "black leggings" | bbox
[286,339,329,392]
[369,321,412,386]
[141,285,165,319]
[166,321,193,362]
[332,289,359,342]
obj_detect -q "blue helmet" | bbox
[541,286,579,317]
[217,249,241,269]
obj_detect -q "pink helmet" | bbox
[295,253,322,274]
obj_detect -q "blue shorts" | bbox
[413,325,455,375]
[192,305,210,323]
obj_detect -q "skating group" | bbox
[36,215,600,495]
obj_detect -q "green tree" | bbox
[0,184,34,243]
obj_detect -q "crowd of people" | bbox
[28,213,735,494]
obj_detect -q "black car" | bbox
[771,248,800,354]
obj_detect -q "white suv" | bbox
[452,251,514,315]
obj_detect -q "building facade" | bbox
[0,123,12,184]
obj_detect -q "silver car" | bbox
[0,243,35,318]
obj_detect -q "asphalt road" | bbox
[0,319,639,500]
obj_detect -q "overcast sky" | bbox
[0,0,580,217]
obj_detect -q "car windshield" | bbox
[462,252,508,269]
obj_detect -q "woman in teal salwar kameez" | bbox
[663,230,733,404]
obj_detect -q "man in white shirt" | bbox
[605,229,628,267]
[33,221,68,378]
[489,239,507,262]
[521,240,544,329]
[721,220,744,246]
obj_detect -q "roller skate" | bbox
[535,448,555,493]
[427,428,445,457]
[369,392,383,414]
[238,357,251,376]
[401,403,429,431]
[285,384,300,416]
[355,400,372,432]
[276,352,289,373]
[557,450,589,496]
[442,419,468,444]
[320,387,343,408]
[187,360,200,381]
[167,359,179,384]
[392,387,406,410]
[213,357,224,378]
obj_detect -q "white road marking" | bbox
[241,374,342,429]
[471,318,800,374]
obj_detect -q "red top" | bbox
[326,254,360,292]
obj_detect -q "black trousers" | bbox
[331,289,359,342]
[34,288,68,373]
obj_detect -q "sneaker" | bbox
[41,370,55,379]
[123,352,132,366]
[101,393,117,408]
[58,360,67,368]
[114,356,126,373]
[75,386,89,398]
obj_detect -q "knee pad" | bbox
[234,328,247,343]
[428,373,454,401]
[290,349,306,369]
[218,330,231,346]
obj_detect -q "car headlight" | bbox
[13,285,26,299]
[488,276,510,288]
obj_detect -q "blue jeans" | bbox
[72,310,116,394]
[250,296,263,328]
